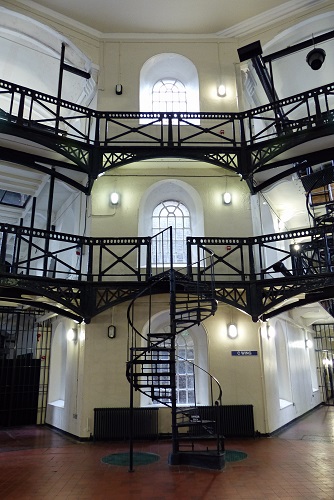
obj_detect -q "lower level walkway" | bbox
[1,405,334,499]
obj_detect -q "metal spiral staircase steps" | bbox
[126,257,225,469]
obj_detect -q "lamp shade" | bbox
[110,192,119,205]
[223,192,232,204]
[227,323,238,339]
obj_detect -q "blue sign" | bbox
[231,350,258,356]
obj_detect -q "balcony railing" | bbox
[0,78,333,148]
[1,223,334,283]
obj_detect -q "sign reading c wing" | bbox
[231,350,258,356]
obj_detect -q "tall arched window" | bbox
[140,311,209,408]
[275,321,293,408]
[140,53,200,116]
[152,200,191,265]
[152,79,187,113]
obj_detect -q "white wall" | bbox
[261,316,321,433]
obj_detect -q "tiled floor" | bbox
[1,406,334,499]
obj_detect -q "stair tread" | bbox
[132,360,172,365]
[177,420,215,427]
[177,434,218,441]
[130,347,171,352]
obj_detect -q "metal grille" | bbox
[93,407,159,440]
[313,324,334,404]
[189,405,255,438]
[0,308,51,426]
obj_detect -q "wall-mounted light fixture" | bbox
[217,84,226,97]
[110,192,119,205]
[115,84,123,95]
[227,323,238,339]
[306,47,326,70]
[305,339,313,349]
[108,325,116,339]
[67,327,78,342]
[223,192,232,205]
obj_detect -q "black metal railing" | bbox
[1,78,333,148]
[2,222,334,283]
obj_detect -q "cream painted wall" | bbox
[260,316,321,434]
[91,164,253,239]
[78,299,267,436]
[97,39,238,113]
[46,317,86,437]
[50,296,322,438]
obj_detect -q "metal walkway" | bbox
[0,78,334,321]
[0,78,333,193]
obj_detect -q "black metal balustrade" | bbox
[1,222,334,322]
[1,78,333,147]
[1,222,334,282]
[0,78,334,191]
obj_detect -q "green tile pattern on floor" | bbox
[101,451,160,466]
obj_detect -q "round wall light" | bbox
[227,323,238,339]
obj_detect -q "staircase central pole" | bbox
[169,267,178,456]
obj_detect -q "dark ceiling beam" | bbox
[0,146,89,194]
[262,29,334,63]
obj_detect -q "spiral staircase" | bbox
[300,164,334,274]
[126,229,225,470]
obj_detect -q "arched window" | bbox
[152,79,187,113]
[140,53,200,116]
[140,311,209,407]
[152,200,191,265]
[48,322,67,406]
[275,321,293,408]
[150,327,195,405]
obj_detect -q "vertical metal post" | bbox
[248,237,256,281]
[167,113,173,146]
[0,231,7,271]
[43,173,55,276]
[186,237,192,279]
[314,93,323,124]
[26,198,36,275]
[128,349,134,472]
[169,267,178,456]
[146,238,152,280]
[56,43,66,131]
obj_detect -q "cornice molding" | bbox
[217,0,329,38]
[12,0,330,41]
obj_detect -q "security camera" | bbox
[306,48,326,70]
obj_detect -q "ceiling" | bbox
[18,0,323,36]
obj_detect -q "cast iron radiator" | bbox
[190,405,255,438]
[93,407,159,440]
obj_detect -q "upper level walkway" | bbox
[0,222,334,323]
[0,78,333,193]
[0,78,334,322]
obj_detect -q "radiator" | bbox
[192,405,255,438]
[93,407,159,441]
